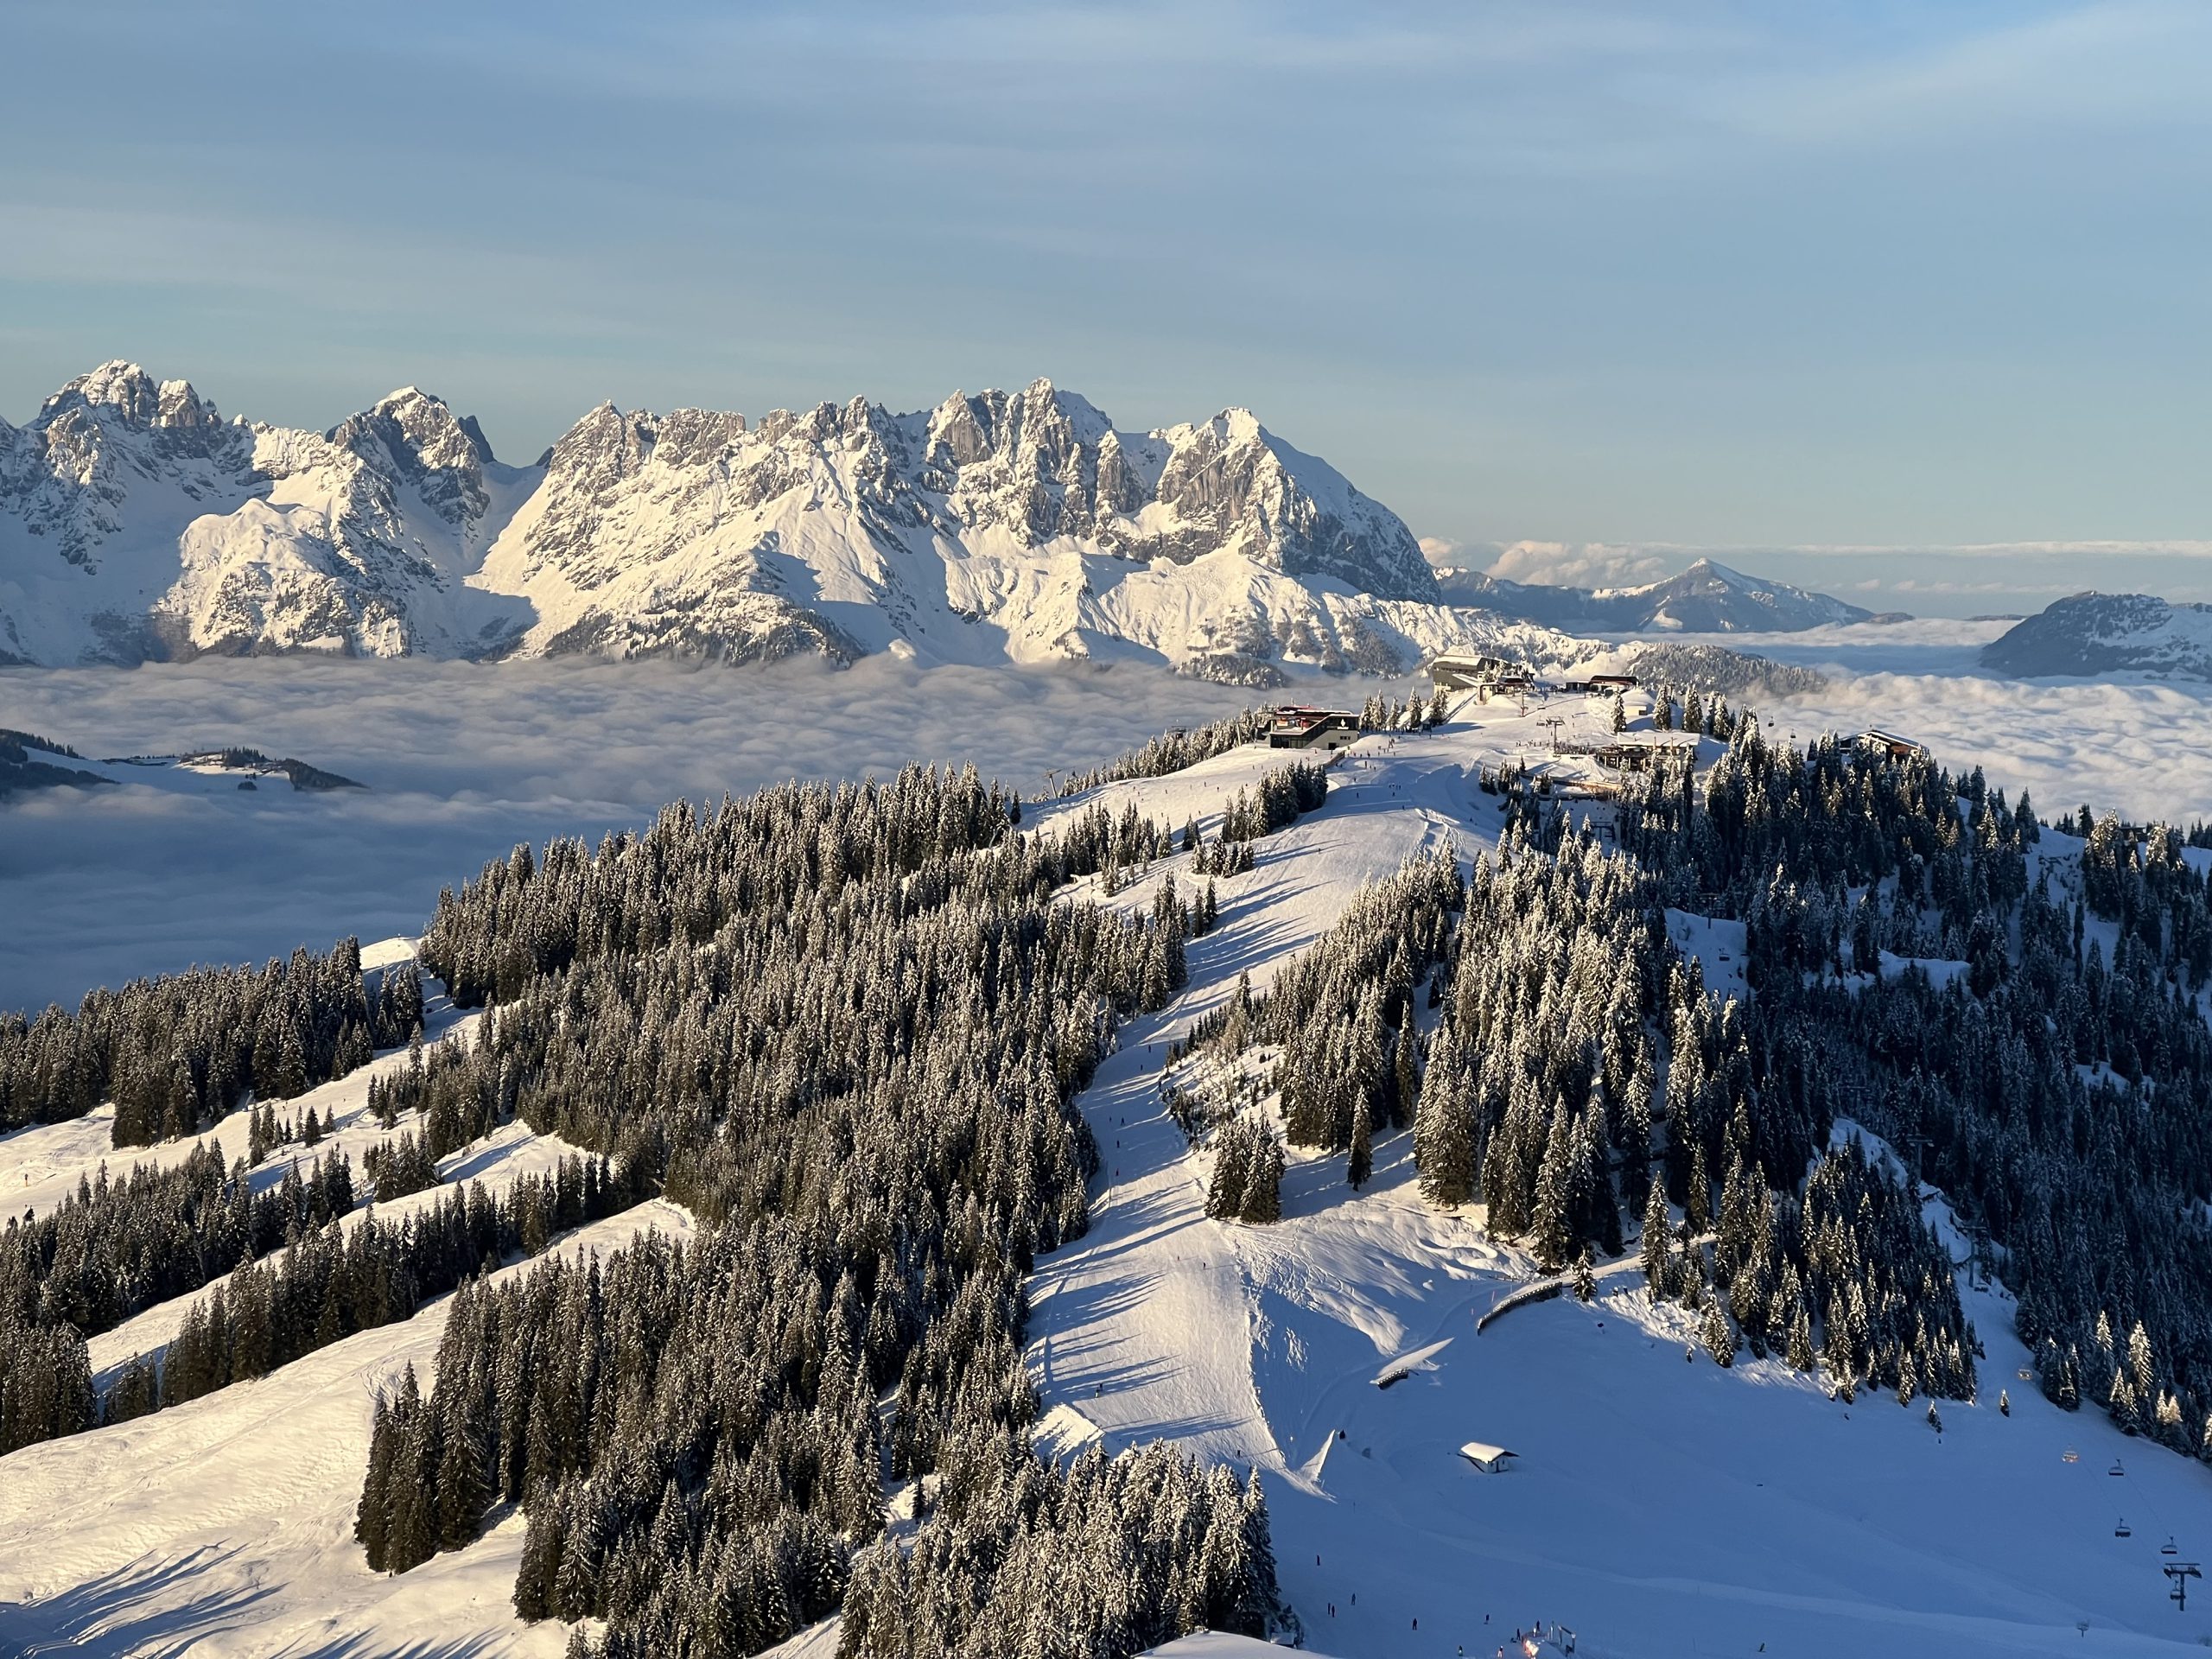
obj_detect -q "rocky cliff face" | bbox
[1,365,1559,680]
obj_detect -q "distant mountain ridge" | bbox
[1981,592,2212,680]
[1433,557,1884,633]
[0,363,1595,683]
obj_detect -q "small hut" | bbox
[1459,1441,1519,1473]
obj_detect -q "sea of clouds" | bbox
[1718,620,2212,831]
[0,657,1276,1014]
[9,636,2212,1015]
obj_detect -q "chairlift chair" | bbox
[2111,1459,2126,1476]
[2116,1518,2132,1538]
[2063,1447,2080,1463]
[2164,1536,2180,1555]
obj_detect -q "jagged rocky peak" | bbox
[328,387,500,527]
[924,380,1135,542]
[547,399,659,486]
[41,360,221,433]
[3,362,1480,669]
[4,363,254,573]
[47,360,158,425]
[652,406,748,468]
[926,379,1112,471]
[1142,406,1437,600]
[156,378,219,431]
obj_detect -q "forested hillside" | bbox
[15,687,2212,1657]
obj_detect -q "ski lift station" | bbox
[1266,707,1360,750]
[1427,652,1535,697]
[1458,1440,1519,1473]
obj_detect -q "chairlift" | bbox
[2164,1536,2180,1556]
[2115,1518,2132,1538]
[2110,1459,2126,1477]
[2063,1447,2080,1463]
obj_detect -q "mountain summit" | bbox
[1434,556,1878,632]
[1,367,1586,681]
[1980,591,2212,680]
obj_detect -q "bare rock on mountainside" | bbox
[1980,591,2212,680]
[1,364,1587,679]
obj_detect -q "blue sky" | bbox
[3,2,2205,611]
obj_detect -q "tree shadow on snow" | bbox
[283,1631,505,1659]
[0,1543,276,1657]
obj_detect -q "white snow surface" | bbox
[0,1198,693,1658]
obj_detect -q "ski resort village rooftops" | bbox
[1267,706,1360,749]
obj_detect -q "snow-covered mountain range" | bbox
[1433,556,1885,633]
[1980,591,2212,680]
[0,363,1580,684]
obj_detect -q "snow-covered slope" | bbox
[0,941,699,1657]
[0,1198,693,1659]
[1436,556,1880,633]
[0,365,1588,682]
[1981,592,2212,681]
[24,700,2212,1658]
[1012,707,2212,1659]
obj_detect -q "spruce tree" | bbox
[1243,1134,1284,1224]
[357,1391,393,1569]
[1529,1104,1575,1270]
[1414,1029,1474,1208]
[1346,1090,1374,1190]
[1641,1180,1670,1298]
[1700,1301,1735,1368]
[1207,1124,1251,1221]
